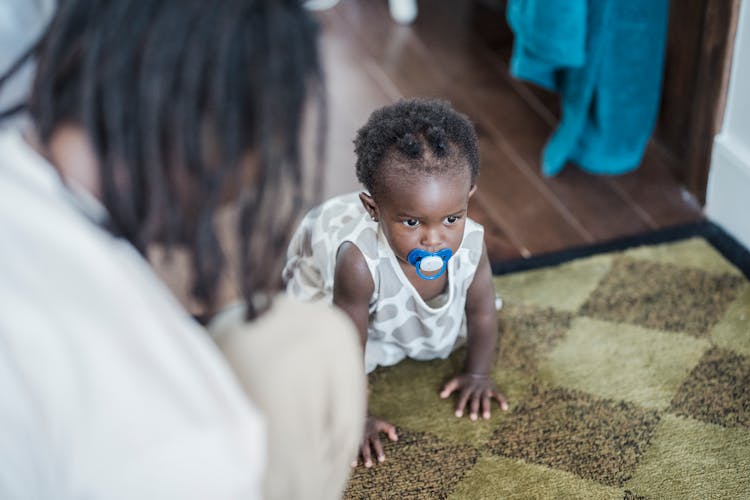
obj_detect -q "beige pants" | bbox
[209,295,366,500]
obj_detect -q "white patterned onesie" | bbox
[283,192,485,373]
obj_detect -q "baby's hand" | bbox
[440,373,508,421]
[353,415,398,468]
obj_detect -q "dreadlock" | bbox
[0,0,325,319]
[353,98,479,197]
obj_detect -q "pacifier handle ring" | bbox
[414,261,448,280]
[408,248,452,280]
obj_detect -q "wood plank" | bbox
[474,133,588,254]
[468,0,561,119]
[321,0,702,260]
[462,0,703,229]
[383,0,655,242]
[602,144,704,228]
[318,5,524,261]
[314,11,395,198]
[328,1,588,255]
[483,0,737,205]
[468,197,524,262]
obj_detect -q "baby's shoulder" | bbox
[334,241,375,301]
[464,215,484,234]
[460,216,485,252]
[305,192,364,221]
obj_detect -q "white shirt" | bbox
[0,126,265,499]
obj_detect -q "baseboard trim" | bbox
[491,220,750,280]
[706,134,750,251]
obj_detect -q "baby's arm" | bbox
[333,242,398,468]
[440,243,508,420]
[333,242,372,347]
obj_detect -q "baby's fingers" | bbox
[360,440,374,468]
[481,391,492,419]
[469,392,481,421]
[377,421,399,442]
[455,388,472,417]
[493,391,509,411]
[372,437,386,463]
[440,378,460,399]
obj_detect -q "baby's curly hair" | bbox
[354,98,479,196]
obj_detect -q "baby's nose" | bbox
[420,228,442,250]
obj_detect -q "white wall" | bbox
[706,0,750,250]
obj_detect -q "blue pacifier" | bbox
[407,248,453,280]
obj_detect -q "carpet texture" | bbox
[344,237,750,499]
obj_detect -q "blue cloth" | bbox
[507,0,670,176]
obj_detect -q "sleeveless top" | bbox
[283,192,485,373]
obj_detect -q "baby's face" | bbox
[369,168,475,265]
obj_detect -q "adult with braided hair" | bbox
[0,1,364,499]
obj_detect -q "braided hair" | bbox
[0,0,325,319]
[353,98,479,197]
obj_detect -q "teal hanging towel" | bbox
[507,0,670,176]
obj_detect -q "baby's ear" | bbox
[359,192,379,221]
[468,184,477,198]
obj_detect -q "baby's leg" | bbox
[209,295,366,500]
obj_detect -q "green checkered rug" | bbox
[344,237,750,499]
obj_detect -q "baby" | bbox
[283,98,507,467]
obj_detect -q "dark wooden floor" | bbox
[315,0,703,263]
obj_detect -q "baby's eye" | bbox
[402,219,420,227]
[444,215,460,224]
